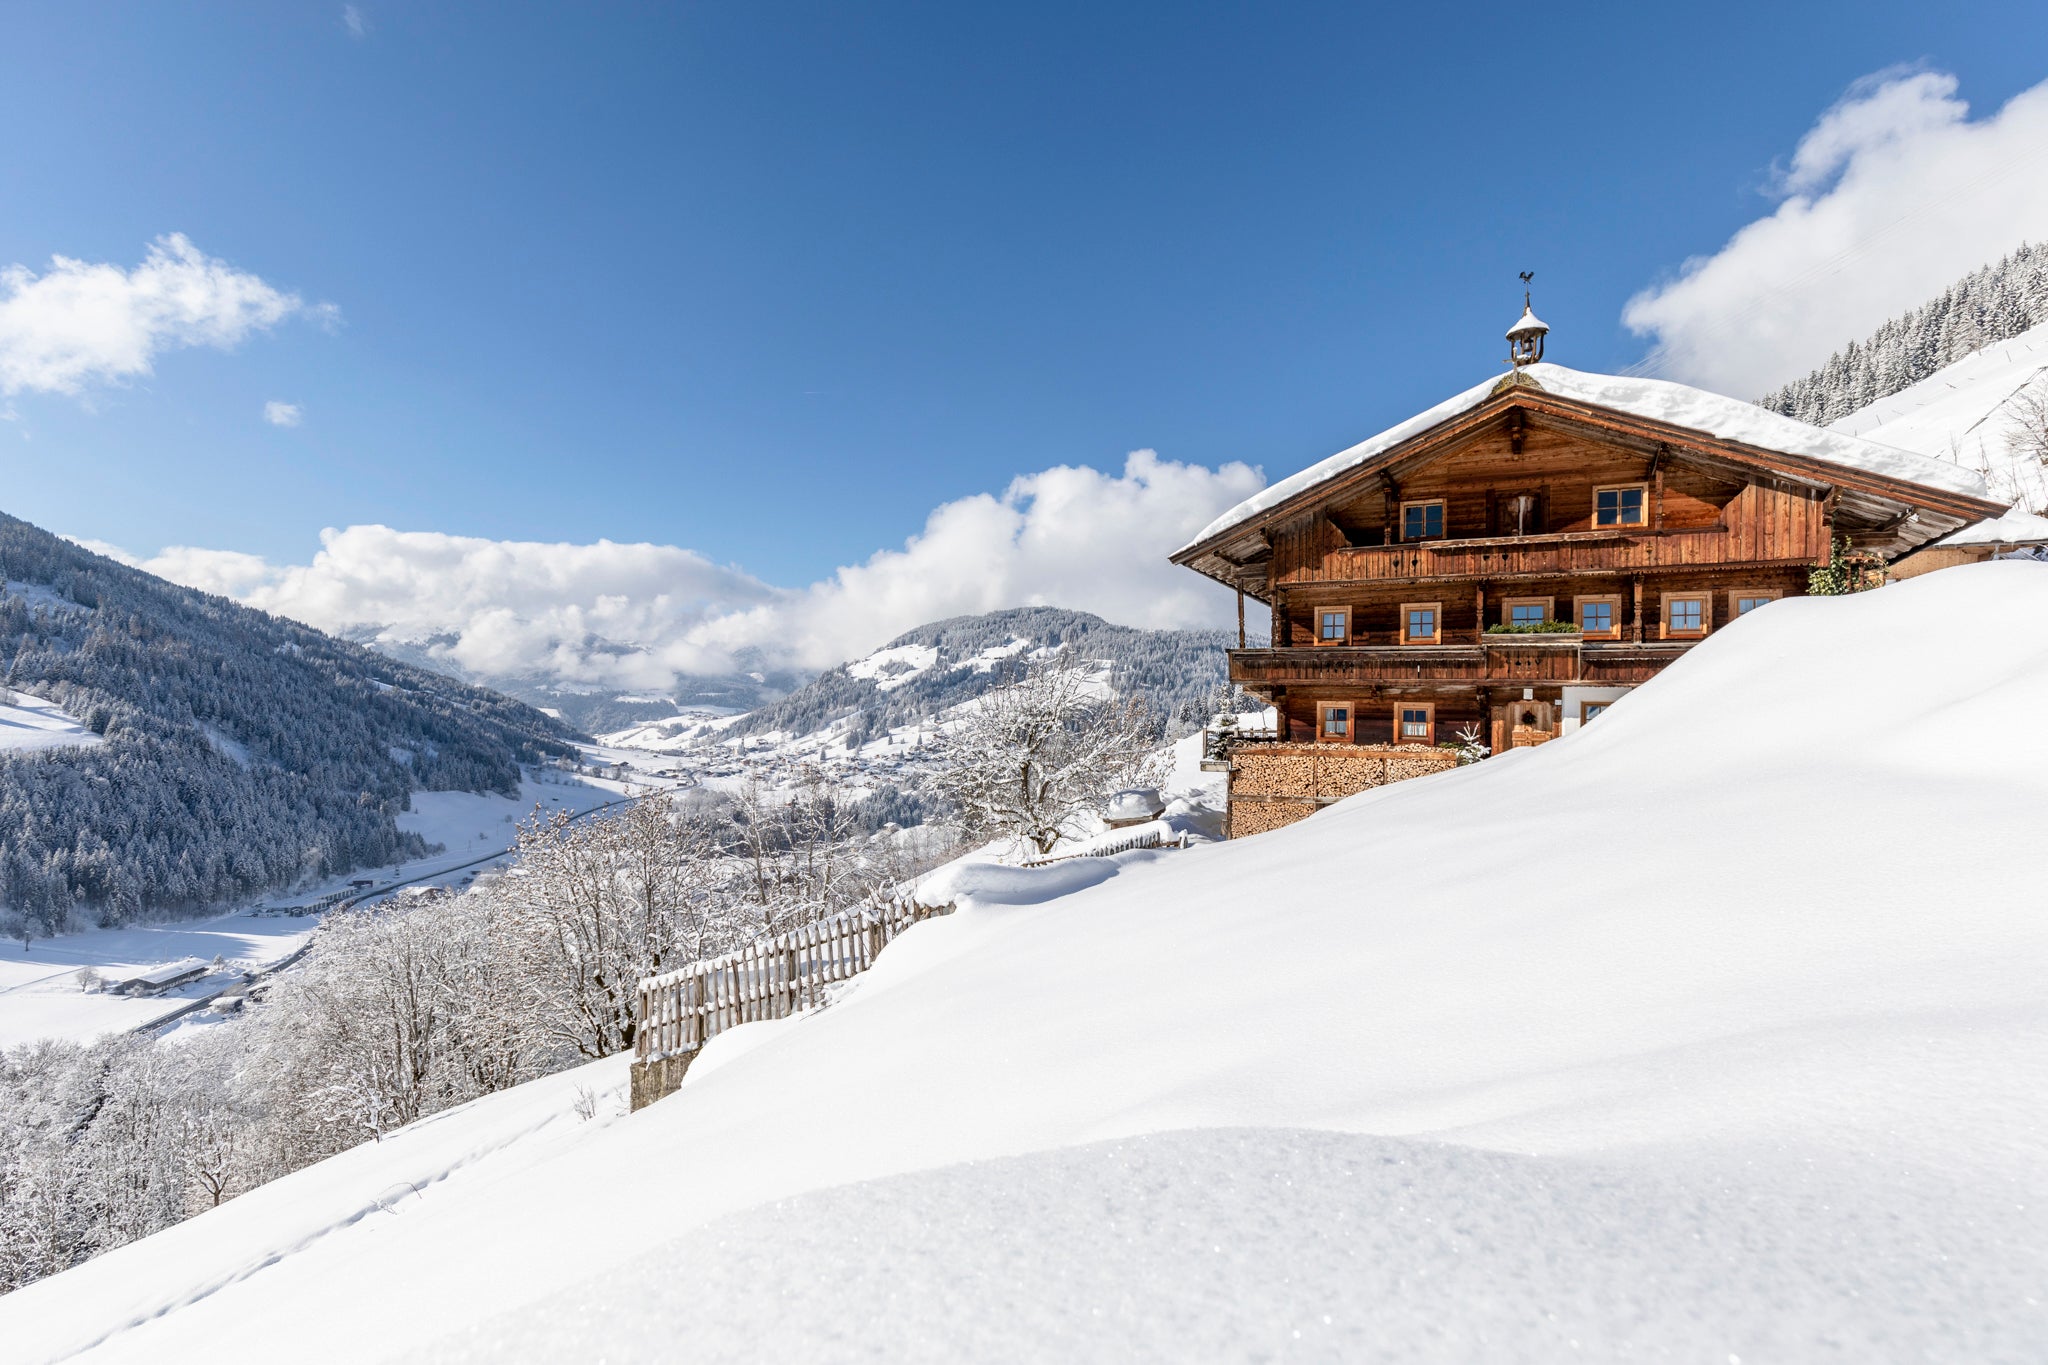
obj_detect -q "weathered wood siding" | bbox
[1269,426,1830,588]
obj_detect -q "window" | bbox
[1502,595,1554,628]
[1580,701,1609,724]
[1662,593,1708,638]
[1729,589,1780,617]
[1400,500,1445,541]
[1394,702,1434,744]
[1575,595,1622,640]
[1594,484,1647,527]
[1317,608,1350,644]
[1400,602,1441,645]
[1317,703,1352,742]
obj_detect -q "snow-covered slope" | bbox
[7,564,2047,1363]
[0,687,100,755]
[1830,318,2048,513]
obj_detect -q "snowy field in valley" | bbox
[5,563,2046,1362]
[394,769,628,864]
[0,771,632,1051]
[0,688,100,755]
[0,911,316,1049]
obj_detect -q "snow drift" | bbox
[5,563,2047,1363]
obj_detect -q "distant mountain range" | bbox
[0,513,581,930]
[602,606,1257,753]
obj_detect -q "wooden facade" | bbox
[1175,369,2009,835]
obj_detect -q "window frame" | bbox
[1593,482,1649,529]
[1316,701,1354,744]
[1573,593,1623,641]
[1399,498,1447,542]
[1314,606,1352,646]
[1500,594,1556,629]
[1660,591,1710,640]
[1399,600,1443,645]
[1579,701,1610,725]
[1392,700,1435,745]
[1727,588,1781,618]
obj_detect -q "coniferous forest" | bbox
[0,514,582,932]
[1757,242,2048,423]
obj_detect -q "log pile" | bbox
[1223,742,1457,837]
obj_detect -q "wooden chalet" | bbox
[1173,304,2011,837]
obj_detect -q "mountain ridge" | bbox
[0,511,582,930]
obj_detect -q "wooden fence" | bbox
[630,893,954,1108]
[1021,825,1188,867]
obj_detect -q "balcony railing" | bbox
[1293,527,1735,585]
[1228,641,1682,689]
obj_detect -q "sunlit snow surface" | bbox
[0,687,100,755]
[7,564,2048,1363]
[1830,319,2048,464]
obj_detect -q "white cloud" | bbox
[264,400,302,427]
[1623,69,2048,398]
[0,234,320,399]
[106,451,1265,691]
[342,5,367,39]
[690,451,1265,672]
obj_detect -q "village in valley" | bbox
[2,8,2047,1363]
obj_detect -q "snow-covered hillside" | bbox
[0,687,100,755]
[7,564,2047,1362]
[1830,318,2048,513]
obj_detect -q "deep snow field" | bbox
[4,563,2047,1363]
[0,688,99,756]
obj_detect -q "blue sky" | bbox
[4,3,2047,686]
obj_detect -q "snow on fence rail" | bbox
[630,893,955,1110]
[1021,825,1188,867]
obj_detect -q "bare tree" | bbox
[727,770,872,934]
[931,649,1158,855]
[499,793,743,1059]
[2003,379,2048,513]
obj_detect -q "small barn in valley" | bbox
[1174,305,2012,837]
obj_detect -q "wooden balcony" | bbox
[1228,640,1684,690]
[1283,527,1744,586]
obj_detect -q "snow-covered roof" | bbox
[1934,507,2048,546]
[1506,306,1549,338]
[1180,363,1993,554]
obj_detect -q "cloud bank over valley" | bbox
[92,450,1265,695]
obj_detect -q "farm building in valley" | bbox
[1175,303,2017,837]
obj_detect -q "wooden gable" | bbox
[1175,381,2006,601]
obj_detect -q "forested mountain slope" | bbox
[0,513,581,930]
[1826,318,2048,514]
[1758,242,2048,424]
[720,606,1254,745]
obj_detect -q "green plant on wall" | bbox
[1808,534,1885,595]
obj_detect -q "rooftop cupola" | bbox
[1506,271,1548,367]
